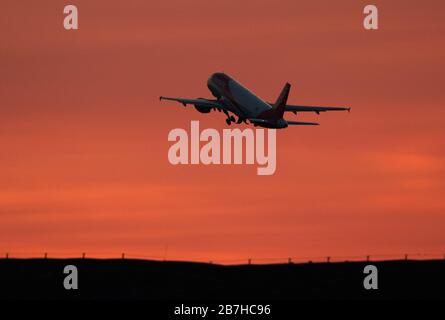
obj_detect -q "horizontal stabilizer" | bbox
[281,104,350,114]
[286,120,319,126]
[248,118,269,125]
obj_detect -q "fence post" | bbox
[326,256,330,263]
[82,253,86,259]
[404,254,408,261]
[5,253,8,259]
[366,255,370,262]
[122,253,125,259]
[248,258,251,265]
[288,257,292,264]
[44,252,47,259]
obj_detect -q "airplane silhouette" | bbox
[160,73,350,129]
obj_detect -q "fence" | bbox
[1,252,444,265]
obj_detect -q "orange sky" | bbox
[1,0,444,262]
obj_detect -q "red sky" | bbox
[1,0,444,263]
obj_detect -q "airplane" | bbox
[160,72,350,129]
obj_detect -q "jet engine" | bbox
[194,98,212,113]
[194,105,212,113]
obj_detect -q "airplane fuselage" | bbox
[207,73,287,128]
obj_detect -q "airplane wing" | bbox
[267,103,350,114]
[160,96,226,109]
[248,118,319,126]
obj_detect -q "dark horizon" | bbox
[1,258,444,300]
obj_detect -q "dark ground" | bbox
[0,259,444,300]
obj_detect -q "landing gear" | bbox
[223,110,233,125]
[223,111,245,126]
[225,116,236,125]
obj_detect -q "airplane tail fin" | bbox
[274,82,291,118]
